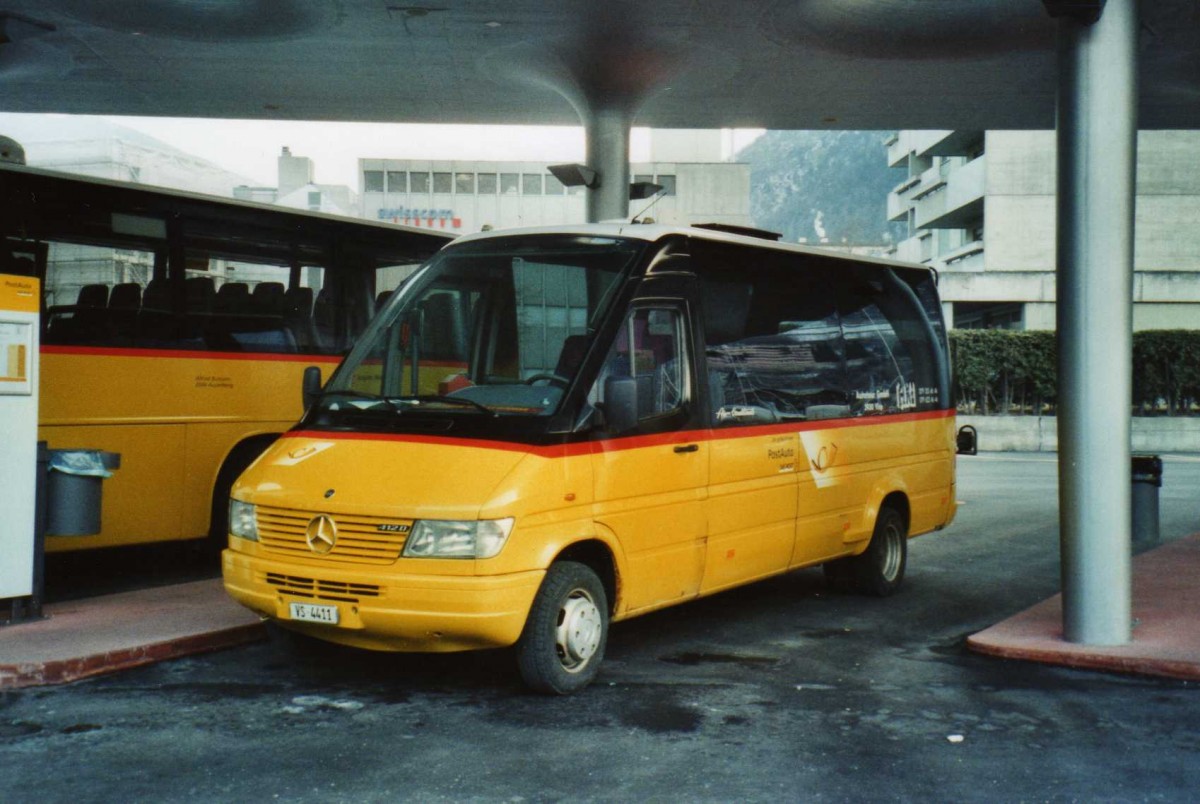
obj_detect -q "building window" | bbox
[410,172,431,193]
[634,174,653,185]
[545,173,565,195]
[954,302,1023,330]
[363,171,384,193]
[657,174,677,196]
[307,191,321,209]
[386,171,407,193]
[455,172,475,194]
[478,173,498,194]
[501,173,520,195]
[522,173,543,195]
[433,172,453,194]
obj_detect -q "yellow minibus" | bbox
[223,223,958,693]
[0,164,452,554]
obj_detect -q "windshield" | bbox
[318,235,641,420]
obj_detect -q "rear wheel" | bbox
[517,561,609,695]
[822,505,907,597]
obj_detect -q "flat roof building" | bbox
[886,130,1200,330]
[358,158,751,234]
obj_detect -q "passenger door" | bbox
[587,286,708,615]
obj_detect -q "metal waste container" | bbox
[1131,454,1162,547]
[46,449,121,536]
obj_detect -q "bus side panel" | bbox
[702,429,799,594]
[40,349,338,549]
[796,414,954,555]
[590,440,707,615]
[43,423,185,551]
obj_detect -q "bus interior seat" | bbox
[138,279,176,344]
[186,277,215,312]
[108,282,143,339]
[77,284,110,308]
[214,282,250,314]
[313,288,336,350]
[252,282,285,315]
[283,286,319,352]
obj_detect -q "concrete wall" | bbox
[958,415,1200,454]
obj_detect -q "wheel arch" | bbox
[553,539,620,616]
[209,432,280,537]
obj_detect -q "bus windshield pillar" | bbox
[584,106,633,224]
[1052,0,1137,645]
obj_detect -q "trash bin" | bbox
[1131,454,1162,547]
[46,449,121,536]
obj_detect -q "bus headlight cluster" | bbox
[403,518,514,559]
[229,499,259,541]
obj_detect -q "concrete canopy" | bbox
[0,1,1198,130]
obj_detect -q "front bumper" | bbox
[222,548,544,653]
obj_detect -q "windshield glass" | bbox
[321,235,641,418]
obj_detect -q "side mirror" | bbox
[302,366,323,411]
[956,424,977,456]
[604,376,639,434]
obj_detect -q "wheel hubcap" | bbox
[555,589,601,672]
[881,523,902,581]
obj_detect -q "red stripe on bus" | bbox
[287,408,954,459]
[39,345,344,363]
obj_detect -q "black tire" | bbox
[516,561,609,695]
[822,505,907,597]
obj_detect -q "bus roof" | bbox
[451,221,932,276]
[0,162,457,243]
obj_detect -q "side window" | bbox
[840,276,921,414]
[698,248,849,425]
[42,241,155,347]
[590,306,690,434]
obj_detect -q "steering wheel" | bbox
[524,373,570,388]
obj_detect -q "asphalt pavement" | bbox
[1,453,1198,803]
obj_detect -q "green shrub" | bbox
[948,329,1200,416]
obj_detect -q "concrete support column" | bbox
[1053,0,1137,645]
[584,107,632,223]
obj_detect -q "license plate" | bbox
[288,602,339,625]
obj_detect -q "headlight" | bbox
[403,518,514,559]
[229,499,259,541]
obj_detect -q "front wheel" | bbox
[517,561,609,695]
[822,505,907,597]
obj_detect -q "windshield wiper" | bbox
[397,394,497,416]
[318,389,401,413]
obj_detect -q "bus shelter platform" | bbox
[0,579,264,689]
[968,533,1200,680]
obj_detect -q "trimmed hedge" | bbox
[948,329,1200,415]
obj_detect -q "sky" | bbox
[0,113,764,189]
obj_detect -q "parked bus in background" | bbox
[0,164,453,554]
[222,223,959,693]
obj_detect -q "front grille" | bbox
[265,572,383,603]
[256,505,411,565]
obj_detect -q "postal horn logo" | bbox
[305,515,338,555]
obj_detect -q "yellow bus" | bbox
[0,164,452,554]
[222,223,958,693]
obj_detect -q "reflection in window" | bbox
[363,171,384,193]
[522,174,543,195]
[545,173,565,195]
[478,173,498,194]
[658,174,677,196]
[386,171,407,193]
[455,173,475,194]
[591,306,688,430]
[410,172,431,193]
[433,172,453,194]
[501,173,520,195]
